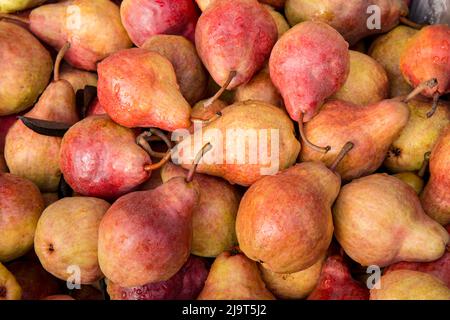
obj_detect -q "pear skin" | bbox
[300,99,410,181]
[191,99,228,121]
[60,63,98,94]
[0,263,21,300]
[236,162,338,273]
[370,270,450,300]
[263,4,290,38]
[0,0,45,12]
[393,172,424,194]
[369,25,417,97]
[421,125,450,225]
[333,174,449,267]
[197,251,275,300]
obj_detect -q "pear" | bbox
[0,0,45,12]
[120,0,199,47]
[5,46,79,192]
[300,99,409,181]
[34,197,109,284]
[197,251,275,300]
[260,0,286,8]
[285,0,408,45]
[191,99,228,122]
[234,66,283,108]
[98,177,199,287]
[260,254,325,299]
[141,35,207,105]
[369,26,417,97]
[161,162,241,258]
[333,173,449,267]
[421,125,450,225]
[195,0,277,90]
[0,21,52,116]
[196,0,214,11]
[384,98,449,173]
[331,51,389,106]
[29,0,132,71]
[59,115,153,199]
[0,263,21,300]
[97,48,192,131]
[59,63,98,94]
[370,270,450,300]
[394,172,425,195]
[263,4,290,38]
[0,173,44,262]
[173,100,300,186]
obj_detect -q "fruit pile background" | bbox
[0,0,449,301]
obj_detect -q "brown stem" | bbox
[329,142,354,172]
[137,128,173,159]
[203,71,237,108]
[298,114,331,153]
[144,151,172,171]
[404,78,438,102]
[54,42,71,82]
[191,111,223,124]
[427,92,440,118]
[399,17,425,30]
[417,152,431,178]
[0,13,30,24]
[185,142,213,183]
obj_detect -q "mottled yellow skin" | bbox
[393,172,424,194]
[60,63,98,94]
[370,270,450,300]
[0,263,21,300]
[34,197,110,284]
[198,251,275,300]
[0,0,45,13]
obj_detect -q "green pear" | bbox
[0,0,45,13]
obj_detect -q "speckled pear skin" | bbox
[195,0,278,89]
[285,0,408,46]
[0,21,52,116]
[370,270,450,300]
[0,263,21,300]
[421,125,450,225]
[269,21,350,122]
[0,0,45,13]
[0,173,44,263]
[197,251,275,300]
[333,174,449,267]
[59,115,151,200]
[300,99,409,181]
[29,0,132,71]
[98,177,198,288]
[4,80,79,192]
[236,162,338,274]
[400,24,450,97]
[97,48,192,131]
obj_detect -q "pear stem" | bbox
[427,92,440,118]
[404,78,438,103]
[399,17,424,30]
[185,142,213,183]
[0,13,30,24]
[298,113,331,154]
[203,71,237,108]
[139,128,173,170]
[191,111,223,124]
[329,142,354,172]
[144,151,172,172]
[136,132,166,158]
[54,42,71,82]
[417,152,431,178]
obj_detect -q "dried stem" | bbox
[203,71,237,108]
[427,92,440,118]
[54,42,71,82]
[329,142,354,172]
[404,78,438,102]
[417,152,431,178]
[298,113,331,153]
[399,17,425,30]
[185,143,213,183]
[0,13,30,24]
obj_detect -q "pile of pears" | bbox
[1,0,450,301]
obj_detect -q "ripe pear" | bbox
[333,174,449,267]
[307,255,369,300]
[421,125,450,225]
[34,197,109,284]
[29,0,132,71]
[197,251,275,300]
[141,35,207,105]
[394,172,424,194]
[300,99,409,181]
[260,254,325,299]
[161,162,241,258]
[191,99,228,121]
[370,270,450,300]
[196,0,214,11]
[173,101,300,186]
[331,51,389,106]
[0,21,52,116]
[285,0,408,45]
[369,25,417,97]
[97,48,191,131]
[263,4,290,38]
[0,0,45,12]
[59,63,98,94]
[195,0,278,89]
[0,263,21,300]
[234,66,283,108]
[120,0,199,47]
[5,52,79,192]
[59,115,152,199]
[98,177,199,287]
[0,173,44,262]
[384,98,449,173]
